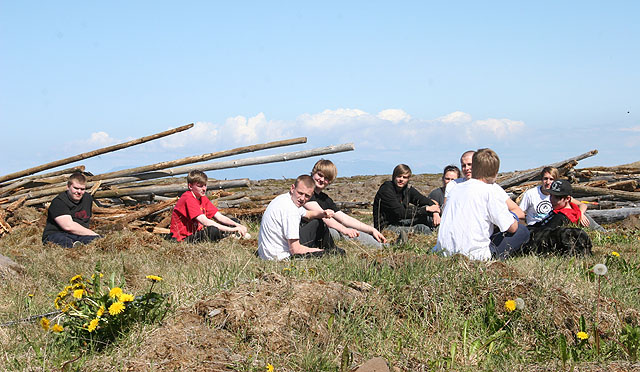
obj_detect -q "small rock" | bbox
[352,357,389,372]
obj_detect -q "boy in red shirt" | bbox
[169,170,248,242]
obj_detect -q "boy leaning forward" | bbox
[168,170,247,242]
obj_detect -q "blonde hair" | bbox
[187,170,208,185]
[471,148,500,180]
[311,159,337,182]
[541,166,559,180]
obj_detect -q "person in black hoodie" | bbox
[373,164,440,235]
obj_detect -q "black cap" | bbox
[544,179,572,196]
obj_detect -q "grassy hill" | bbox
[1,203,639,371]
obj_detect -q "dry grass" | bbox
[1,216,640,371]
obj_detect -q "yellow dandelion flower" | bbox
[51,324,63,333]
[109,287,123,298]
[69,274,82,283]
[266,363,274,372]
[577,331,588,340]
[40,317,50,331]
[611,251,620,257]
[54,297,61,309]
[73,289,84,299]
[87,318,100,332]
[57,289,68,299]
[108,301,125,315]
[504,300,516,312]
[96,306,105,318]
[118,293,135,302]
[146,275,163,282]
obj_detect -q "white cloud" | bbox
[87,131,118,146]
[297,108,370,129]
[158,121,219,149]
[377,109,411,123]
[436,111,472,124]
[468,118,525,139]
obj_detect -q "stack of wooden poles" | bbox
[0,124,355,236]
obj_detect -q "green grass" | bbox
[1,223,639,371]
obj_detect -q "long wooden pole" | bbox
[21,179,250,207]
[498,150,598,188]
[571,184,640,201]
[92,179,250,199]
[0,123,194,184]
[1,143,354,204]
[100,143,356,186]
[586,207,640,223]
[90,137,307,181]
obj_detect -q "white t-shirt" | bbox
[445,177,509,203]
[519,186,552,225]
[258,193,307,261]
[444,177,466,199]
[435,179,516,261]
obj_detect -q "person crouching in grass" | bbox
[167,170,248,243]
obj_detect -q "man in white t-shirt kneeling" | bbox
[258,175,343,260]
[435,148,530,260]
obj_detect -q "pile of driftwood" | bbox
[0,124,355,237]
[497,150,640,224]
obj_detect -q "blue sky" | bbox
[1,1,638,181]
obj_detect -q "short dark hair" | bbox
[68,172,87,186]
[294,174,315,189]
[392,164,412,180]
[442,165,461,179]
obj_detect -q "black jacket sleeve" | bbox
[408,187,435,216]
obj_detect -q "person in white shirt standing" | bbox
[435,148,530,260]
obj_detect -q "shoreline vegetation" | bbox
[1,179,639,370]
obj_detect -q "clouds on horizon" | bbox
[76,108,526,153]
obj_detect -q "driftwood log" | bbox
[96,143,356,186]
[586,208,640,224]
[498,150,598,188]
[90,137,307,181]
[572,185,640,201]
[0,124,193,184]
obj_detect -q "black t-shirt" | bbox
[42,191,93,239]
[309,191,340,212]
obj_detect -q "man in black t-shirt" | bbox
[42,173,100,248]
[300,160,387,249]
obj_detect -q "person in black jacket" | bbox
[522,179,592,256]
[373,164,440,235]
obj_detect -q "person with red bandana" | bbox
[523,179,593,255]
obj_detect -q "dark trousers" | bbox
[489,224,531,259]
[299,219,336,250]
[165,217,241,243]
[43,232,99,248]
